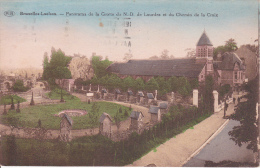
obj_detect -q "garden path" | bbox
[0,92,150,140]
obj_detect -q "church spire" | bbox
[196,30,214,58]
[197,30,213,46]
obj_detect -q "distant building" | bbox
[214,52,246,88]
[130,111,144,131]
[147,93,154,104]
[99,112,112,137]
[196,30,214,58]
[149,106,161,123]
[159,101,168,114]
[60,114,73,142]
[235,46,257,81]
[106,30,246,90]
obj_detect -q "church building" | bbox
[106,30,246,89]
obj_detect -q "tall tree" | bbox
[225,38,238,51]
[145,77,159,92]
[91,55,112,78]
[42,52,49,70]
[122,76,136,92]
[160,49,174,59]
[213,38,238,59]
[123,53,133,61]
[185,48,196,57]
[42,48,72,85]
[88,103,100,131]
[228,76,258,152]
[134,77,145,91]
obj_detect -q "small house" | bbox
[60,113,73,142]
[147,93,154,104]
[99,112,112,137]
[159,102,168,115]
[115,89,121,100]
[149,106,161,123]
[138,91,144,103]
[102,89,108,99]
[127,90,134,102]
[130,111,144,131]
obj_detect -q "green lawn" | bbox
[1,89,131,130]
[0,95,27,105]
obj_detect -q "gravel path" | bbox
[0,92,150,140]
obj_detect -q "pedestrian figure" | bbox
[233,97,236,104]
[224,101,228,118]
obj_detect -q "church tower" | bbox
[196,30,213,58]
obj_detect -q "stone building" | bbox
[101,89,108,99]
[196,30,214,58]
[127,90,134,102]
[147,93,154,104]
[214,52,246,89]
[130,111,144,131]
[159,102,168,115]
[235,46,258,81]
[115,89,121,100]
[138,91,144,103]
[60,113,73,142]
[149,106,161,123]
[99,112,112,137]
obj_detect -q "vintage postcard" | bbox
[0,0,259,167]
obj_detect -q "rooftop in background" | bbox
[99,112,113,123]
[106,58,207,78]
[130,111,144,120]
[197,30,213,46]
[214,52,246,70]
[159,102,168,109]
[149,106,160,114]
[147,93,154,99]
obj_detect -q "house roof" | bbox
[63,113,73,126]
[128,90,133,95]
[149,106,160,114]
[197,31,213,46]
[138,91,144,97]
[130,111,144,120]
[115,89,121,94]
[159,102,168,109]
[99,112,113,123]
[147,93,154,99]
[106,58,207,78]
[214,52,245,70]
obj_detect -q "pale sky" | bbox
[0,0,258,69]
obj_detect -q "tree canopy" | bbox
[42,48,72,85]
[213,38,238,59]
[228,76,258,152]
[91,55,112,78]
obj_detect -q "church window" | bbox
[234,71,238,79]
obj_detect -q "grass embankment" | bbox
[0,88,131,129]
[0,95,26,105]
